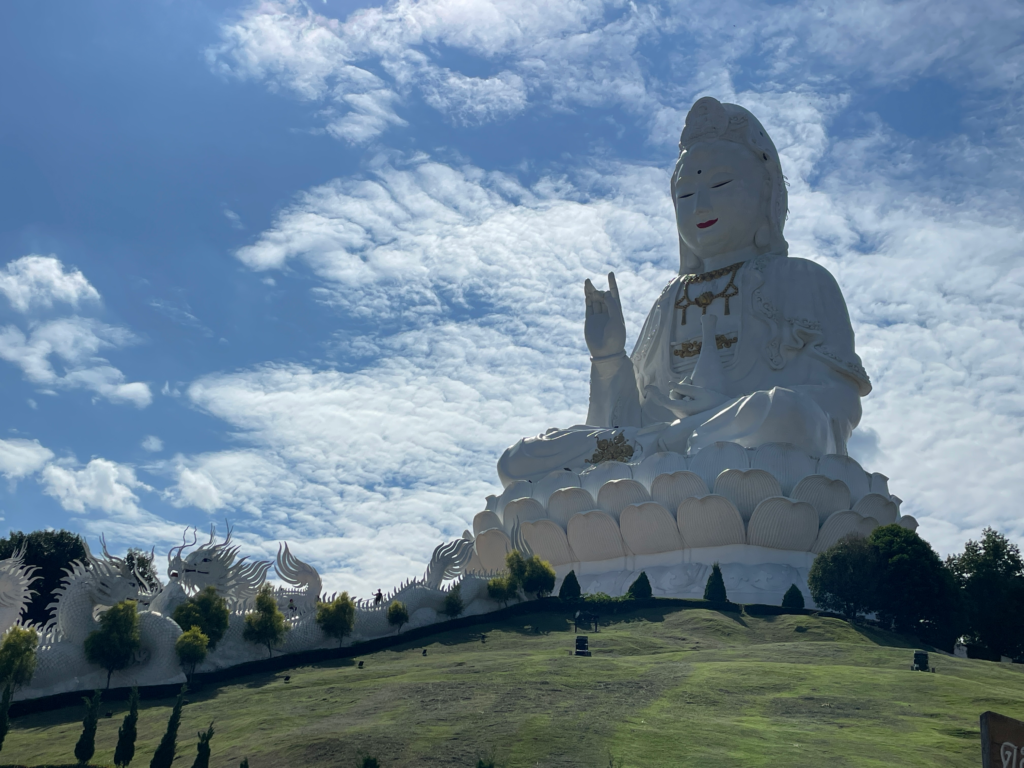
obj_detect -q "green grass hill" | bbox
[3,603,1022,767]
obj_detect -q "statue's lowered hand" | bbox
[584,271,627,359]
[668,383,730,417]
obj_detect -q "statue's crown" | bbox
[679,96,749,151]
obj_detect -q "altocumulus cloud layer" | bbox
[2,0,1023,596]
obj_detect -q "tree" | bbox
[703,563,728,603]
[505,550,527,591]
[522,556,557,599]
[74,689,102,765]
[125,548,161,593]
[0,530,86,626]
[113,686,140,768]
[558,570,582,601]
[442,584,464,619]
[84,599,141,688]
[386,601,409,634]
[190,722,215,768]
[782,584,805,610]
[808,535,877,620]
[487,575,516,607]
[947,527,1024,659]
[172,587,230,650]
[0,685,12,756]
[243,584,288,658]
[627,571,653,600]
[176,627,209,683]
[150,685,186,768]
[316,592,356,647]
[0,626,38,690]
[869,525,963,649]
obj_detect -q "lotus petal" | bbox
[676,495,746,548]
[751,443,817,495]
[475,528,513,572]
[816,454,870,504]
[597,479,651,521]
[533,469,580,507]
[473,510,503,536]
[812,510,863,554]
[747,497,818,551]
[713,469,782,524]
[632,452,688,491]
[496,480,533,521]
[651,471,709,513]
[579,461,632,498]
[689,441,749,489]
[567,510,625,562]
[503,498,547,533]
[869,472,890,497]
[791,475,852,526]
[620,502,683,555]
[898,515,919,533]
[521,520,576,566]
[485,495,498,512]
[546,487,597,529]
[463,548,486,574]
[857,516,880,537]
[891,495,903,514]
[853,494,899,526]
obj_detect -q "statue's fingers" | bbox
[608,271,619,299]
[584,279,595,312]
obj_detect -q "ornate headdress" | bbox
[672,97,789,273]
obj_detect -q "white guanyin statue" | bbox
[499,97,870,485]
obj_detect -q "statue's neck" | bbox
[696,244,763,273]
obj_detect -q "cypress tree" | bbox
[190,722,215,768]
[149,685,187,768]
[0,685,11,756]
[74,689,102,765]
[627,571,653,600]
[114,686,140,767]
[782,584,805,610]
[558,570,582,601]
[703,563,728,603]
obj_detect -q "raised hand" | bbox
[584,272,627,359]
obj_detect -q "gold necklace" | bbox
[674,261,744,325]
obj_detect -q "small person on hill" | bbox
[373,589,384,606]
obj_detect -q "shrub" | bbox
[505,551,527,589]
[627,571,652,600]
[150,684,186,768]
[522,556,556,599]
[176,626,209,683]
[0,626,38,690]
[442,584,464,619]
[190,722,215,768]
[239,760,249,768]
[558,570,581,601]
[113,686,140,767]
[0,685,11,756]
[946,527,1024,659]
[487,576,516,607]
[172,587,229,650]
[807,535,877,621]
[386,601,409,634]
[74,689,102,765]
[703,563,727,603]
[359,755,380,767]
[781,584,805,609]
[84,600,140,688]
[243,585,289,658]
[316,592,356,647]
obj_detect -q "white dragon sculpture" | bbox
[0,545,40,635]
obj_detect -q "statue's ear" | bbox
[679,236,701,274]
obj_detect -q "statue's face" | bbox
[674,140,768,260]
[181,549,229,591]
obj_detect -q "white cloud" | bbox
[0,438,54,481]
[41,458,152,516]
[0,255,100,313]
[0,318,151,408]
[141,436,164,453]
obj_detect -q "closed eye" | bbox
[677,193,694,199]
[712,180,732,189]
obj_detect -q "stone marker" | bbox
[980,711,1024,768]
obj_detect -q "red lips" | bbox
[697,219,718,229]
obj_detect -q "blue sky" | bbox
[2,0,1023,596]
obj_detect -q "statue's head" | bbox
[671,97,788,273]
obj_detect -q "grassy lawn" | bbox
[3,605,1022,767]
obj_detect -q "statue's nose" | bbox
[693,186,712,213]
